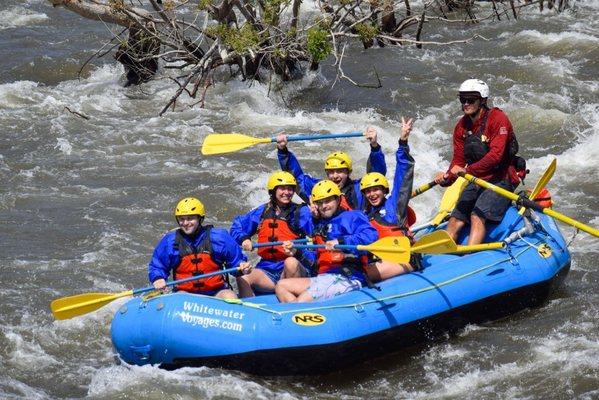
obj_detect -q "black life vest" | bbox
[340,182,359,210]
[462,107,525,178]
[463,107,492,165]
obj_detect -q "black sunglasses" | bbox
[459,95,481,104]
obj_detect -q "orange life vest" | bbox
[173,227,227,293]
[313,232,368,274]
[256,203,304,261]
[366,206,416,239]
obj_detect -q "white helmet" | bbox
[459,79,489,98]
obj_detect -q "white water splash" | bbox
[88,365,301,399]
[0,6,48,30]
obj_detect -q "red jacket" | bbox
[447,107,519,185]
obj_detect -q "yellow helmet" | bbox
[311,180,342,202]
[324,151,352,172]
[360,172,389,192]
[267,171,297,191]
[174,197,205,217]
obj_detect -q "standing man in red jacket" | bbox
[434,79,521,245]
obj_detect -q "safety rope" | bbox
[566,228,580,248]
[241,241,541,316]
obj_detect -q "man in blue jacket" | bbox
[230,171,314,297]
[149,197,251,299]
[275,180,378,303]
[275,127,386,210]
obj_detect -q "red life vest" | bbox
[256,203,304,261]
[312,231,368,274]
[173,227,227,293]
[366,206,416,239]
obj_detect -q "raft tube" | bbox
[111,207,570,375]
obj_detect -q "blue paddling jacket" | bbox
[230,202,315,275]
[364,140,415,231]
[311,209,378,284]
[148,226,246,286]
[277,144,387,210]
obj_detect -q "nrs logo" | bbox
[292,313,326,326]
[538,243,552,258]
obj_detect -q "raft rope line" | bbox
[241,241,542,316]
[566,228,580,248]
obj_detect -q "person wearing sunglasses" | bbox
[433,79,521,245]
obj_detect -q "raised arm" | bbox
[386,117,415,226]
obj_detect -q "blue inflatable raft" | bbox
[111,207,570,374]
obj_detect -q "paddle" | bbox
[412,177,469,234]
[50,265,244,320]
[292,231,465,263]
[201,131,364,155]
[411,181,438,198]
[411,230,456,254]
[458,172,599,238]
[252,238,309,249]
[292,231,506,266]
[411,230,505,254]
[294,236,412,264]
[430,177,469,226]
[518,158,556,215]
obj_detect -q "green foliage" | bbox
[273,47,287,58]
[355,23,379,42]
[205,24,260,55]
[197,0,213,10]
[287,27,297,38]
[262,0,288,25]
[306,27,331,63]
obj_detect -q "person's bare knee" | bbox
[367,261,412,282]
[282,257,302,278]
[216,289,238,299]
[296,291,314,302]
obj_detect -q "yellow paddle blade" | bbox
[518,158,556,215]
[51,290,133,320]
[430,177,469,226]
[358,236,411,264]
[412,230,457,254]
[462,172,599,239]
[201,133,272,155]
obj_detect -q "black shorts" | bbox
[450,180,514,223]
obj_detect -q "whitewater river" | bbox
[1,0,598,398]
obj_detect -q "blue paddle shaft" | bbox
[294,244,356,251]
[132,266,241,296]
[252,239,309,248]
[270,132,363,142]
